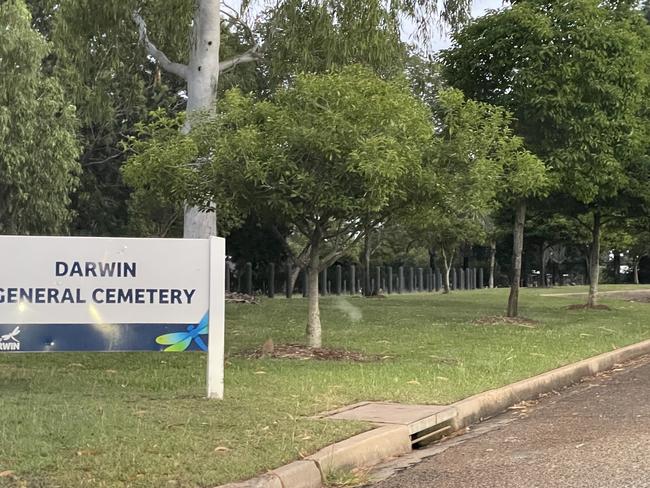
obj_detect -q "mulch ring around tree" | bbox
[473,316,539,328]
[567,303,612,311]
[242,343,383,362]
[225,292,259,304]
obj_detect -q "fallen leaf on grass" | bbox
[436,376,449,381]
[254,371,267,375]
[214,446,230,453]
[0,471,15,478]
[77,449,100,457]
[105,369,118,374]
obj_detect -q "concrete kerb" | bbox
[218,338,650,488]
[451,338,650,430]
[217,425,411,488]
[307,424,411,475]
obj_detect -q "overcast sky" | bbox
[227,0,506,51]
[413,0,505,50]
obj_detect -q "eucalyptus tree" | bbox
[0,1,80,234]
[40,0,474,238]
[443,0,650,307]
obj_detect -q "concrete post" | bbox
[398,266,404,293]
[225,260,231,293]
[375,266,381,294]
[267,263,275,298]
[245,262,253,295]
[335,265,342,295]
[285,263,292,298]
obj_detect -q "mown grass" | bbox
[1,285,649,487]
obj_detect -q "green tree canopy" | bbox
[403,88,545,294]
[0,0,80,235]
[124,66,433,347]
[442,0,650,307]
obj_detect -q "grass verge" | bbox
[1,285,649,487]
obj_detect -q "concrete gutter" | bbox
[217,339,650,488]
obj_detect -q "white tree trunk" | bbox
[441,247,453,294]
[586,212,601,308]
[507,200,526,317]
[185,0,221,118]
[182,0,221,238]
[183,205,217,238]
[134,0,260,239]
[489,240,496,289]
[306,243,322,348]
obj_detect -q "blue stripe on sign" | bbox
[0,320,210,352]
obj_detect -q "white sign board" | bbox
[0,235,225,399]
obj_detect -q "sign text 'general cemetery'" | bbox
[0,235,225,398]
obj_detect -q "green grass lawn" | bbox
[1,285,650,487]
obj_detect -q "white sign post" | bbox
[207,237,226,399]
[0,235,225,399]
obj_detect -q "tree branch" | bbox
[82,152,123,168]
[222,3,256,44]
[321,250,345,269]
[132,11,188,80]
[219,46,262,74]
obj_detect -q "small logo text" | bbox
[0,326,20,351]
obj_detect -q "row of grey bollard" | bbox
[227,261,487,298]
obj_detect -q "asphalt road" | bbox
[372,355,650,488]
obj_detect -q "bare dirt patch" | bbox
[615,291,650,303]
[567,303,612,311]
[243,343,380,362]
[473,316,539,328]
[542,289,650,301]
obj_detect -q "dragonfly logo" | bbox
[0,326,20,351]
[155,313,208,352]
